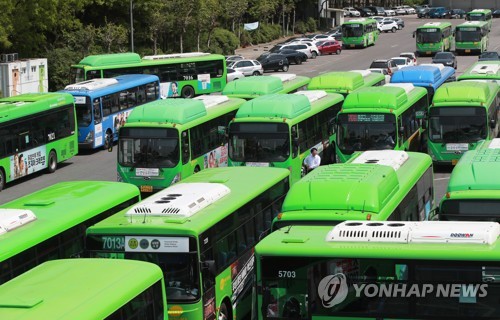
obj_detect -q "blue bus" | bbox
[390,63,455,102]
[61,75,160,149]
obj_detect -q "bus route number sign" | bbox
[421,28,437,32]
[348,114,385,122]
[102,236,125,251]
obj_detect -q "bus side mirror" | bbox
[292,138,299,158]
[490,118,496,129]
[421,121,427,130]
[428,207,439,221]
[412,31,416,38]
[201,260,216,277]
[328,118,336,135]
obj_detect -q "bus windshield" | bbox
[456,29,481,42]
[75,102,92,127]
[260,256,500,319]
[337,113,396,154]
[70,67,85,84]
[468,14,485,21]
[118,127,179,168]
[416,30,441,43]
[429,107,486,143]
[342,25,364,37]
[440,199,500,221]
[229,123,290,162]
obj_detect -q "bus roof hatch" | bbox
[0,209,37,235]
[64,78,119,91]
[489,138,500,149]
[294,90,327,103]
[194,95,229,108]
[351,150,409,171]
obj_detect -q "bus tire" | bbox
[218,300,231,320]
[194,165,200,173]
[0,167,5,191]
[181,85,195,98]
[48,150,57,173]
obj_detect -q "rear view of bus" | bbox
[427,81,499,165]
[436,138,500,222]
[228,91,343,184]
[222,74,310,100]
[256,220,500,319]
[117,96,245,194]
[308,70,386,97]
[458,61,500,84]
[455,21,489,55]
[414,22,453,55]
[466,9,493,30]
[273,150,434,230]
[335,83,428,163]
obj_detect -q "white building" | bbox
[0,54,48,98]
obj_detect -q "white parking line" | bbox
[433,177,450,181]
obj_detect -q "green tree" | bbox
[97,19,129,53]
[0,0,14,49]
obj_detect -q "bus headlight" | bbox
[117,172,123,182]
[85,131,94,143]
[170,173,181,185]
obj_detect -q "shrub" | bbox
[306,17,317,32]
[207,28,240,55]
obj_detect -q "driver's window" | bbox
[93,98,102,124]
[182,130,190,164]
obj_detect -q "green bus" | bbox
[414,22,453,55]
[117,95,246,194]
[455,21,489,55]
[335,83,428,163]
[227,90,344,184]
[0,93,78,190]
[466,9,493,31]
[458,60,500,84]
[273,150,434,230]
[70,52,227,98]
[86,167,290,320]
[222,74,310,100]
[0,181,140,284]
[435,138,500,222]
[307,70,386,97]
[341,18,379,49]
[427,81,499,165]
[255,220,500,319]
[0,259,166,319]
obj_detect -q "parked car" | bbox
[384,8,396,16]
[445,9,466,18]
[356,7,374,17]
[268,49,307,64]
[493,9,500,18]
[317,40,342,55]
[326,29,342,40]
[370,59,398,75]
[271,43,314,59]
[227,59,263,76]
[226,55,244,62]
[284,37,310,43]
[366,6,386,16]
[391,56,415,69]
[391,17,405,29]
[392,6,407,15]
[378,20,398,33]
[306,34,336,43]
[428,7,447,18]
[478,51,500,61]
[418,8,431,18]
[400,52,417,65]
[343,7,361,17]
[402,5,416,14]
[257,53,289,72]
[226,68,245,82]
[432,52,457,69]
[368,68,391,83]
[289,41,320,58]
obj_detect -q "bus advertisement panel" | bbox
[341,18,379,49]
[0,93,77,190]
[414,22,453,55]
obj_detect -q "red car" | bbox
[317,40,342,55]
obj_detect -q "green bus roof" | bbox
[458,61,500,81]
[342,18,377,25]
[431,81,498,107]
[0,181,140,263]
[233,91,343,123]
[124,96,245,128]
[73,52,225,69]
[278,151,432,222]
[456,20,489,29]
[0,259,163,320]
[467,9,492,14]
[447,139,500,193]
[255,224,500,261]
[307,70,384,94]
[87,167,289,236]
[417,21,452,29]
[222,74,310,99]
[341,84,427,114]
[0,93,75,124]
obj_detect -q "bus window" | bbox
[93,98,102,124]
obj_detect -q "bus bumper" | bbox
[78,142,95,149]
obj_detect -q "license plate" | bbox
[446,143,468,151]
[140,185,153,192]
[426,51,431,54]
[246,162,270,167]
[465,49,471,53]
[350,44,355,47]
[452,159,458,165]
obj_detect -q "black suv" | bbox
[257,53,290,72]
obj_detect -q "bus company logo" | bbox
[450,233,474,238]
[128,238,138,249]
[317,273,349,308]
[140,238,149,249]
[151,239,161,250]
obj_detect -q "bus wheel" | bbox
[181,85,195,98]
[0,168,5,191]
[48,150,57,173]
[194,166,200,173]
[218,302,230,320]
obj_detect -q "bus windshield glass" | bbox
[118,127,179,168]
[416,29,441,43]
[229,122,290,162]
[337,113,396,154]
[75,102,92,127]
[342,24,364,37]
[440,199,500,221]
[429,107,486,143]
[260,256,500,319]
[70,67,85,84]
[468,14,485,21]
[456,29,481,42]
